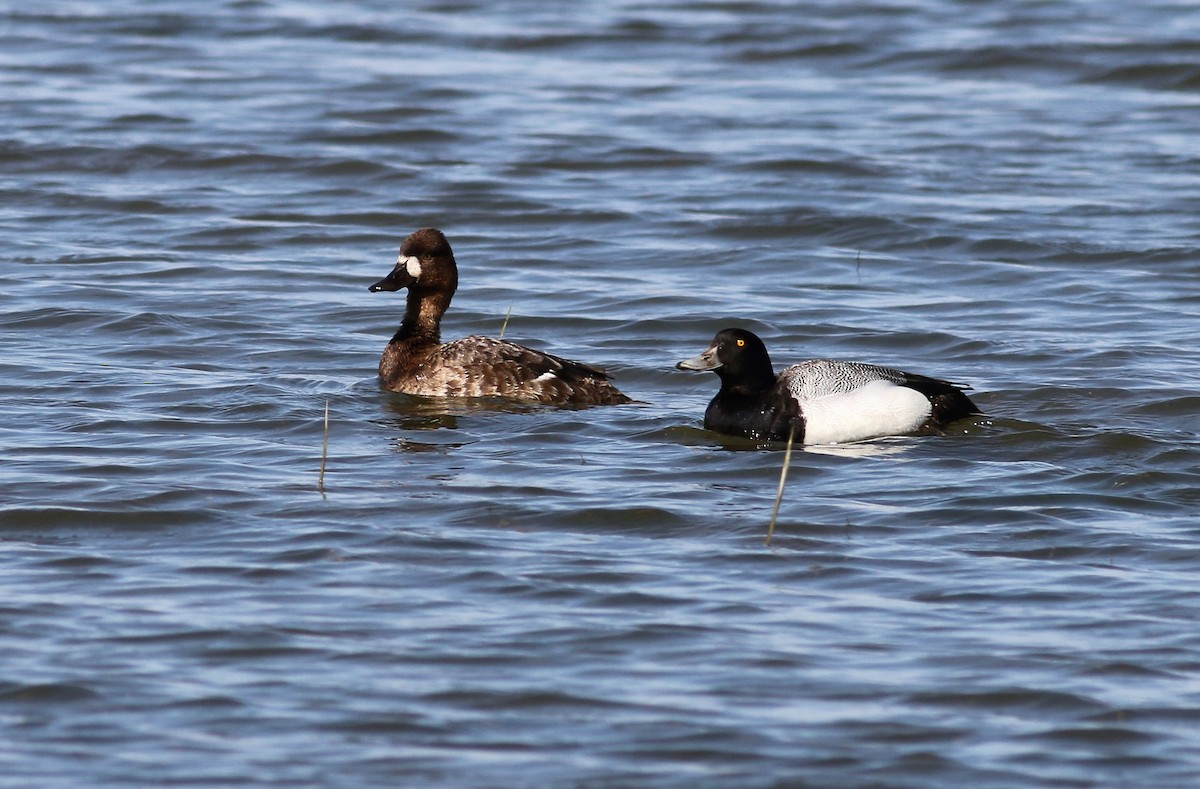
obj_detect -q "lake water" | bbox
[4,1,1200,786]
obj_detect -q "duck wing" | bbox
[782,359,969,400]
[434,336,630,404]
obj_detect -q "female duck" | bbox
[676,328,981,444]
[369,228,631,405]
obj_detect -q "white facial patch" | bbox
[398,254,421,278]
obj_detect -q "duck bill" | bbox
[676,346,721,372]
[368,266,416,293]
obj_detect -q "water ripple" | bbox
[4,0,1200,787]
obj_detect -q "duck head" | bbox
[677,327,777,393]
[368,227,458,295]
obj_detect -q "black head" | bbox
[368,227,458,295]
[676,328,776,393]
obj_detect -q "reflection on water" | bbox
[801,439,916,459]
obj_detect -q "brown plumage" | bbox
[368,228,632,405]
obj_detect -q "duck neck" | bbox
[391,286,451,346]
[719,366,776,398]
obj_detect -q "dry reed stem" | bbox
[498,304,514,339]
[765,423,796,546]
[319,399,329,491]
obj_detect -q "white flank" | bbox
[534,371,558,383]
[800,380,931,445]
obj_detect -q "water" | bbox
[4,1,1200,786]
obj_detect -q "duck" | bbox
[676,327,981,444]
[368,228,632,405]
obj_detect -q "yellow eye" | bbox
[736,339,745,347]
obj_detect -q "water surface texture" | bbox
[4,1,1200,786]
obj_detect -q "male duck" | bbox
[676,328,981,444]
[369,228,631,405]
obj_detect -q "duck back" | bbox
[782,360,979,444]
[381,334,631,405]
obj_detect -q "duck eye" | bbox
[736,338,745,347]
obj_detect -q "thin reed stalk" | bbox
[765,423,796,546]
[498,304,514,339]
[319,399,329,491]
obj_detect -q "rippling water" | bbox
[4,1,1200,786]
